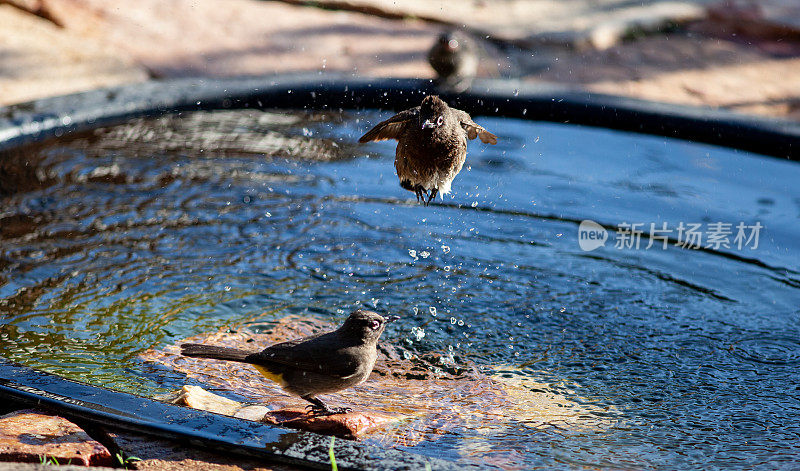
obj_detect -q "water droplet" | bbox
[420,251,430,259]
[441,245,450,254]
[411,326,425,341]
[429,306,437,317]
[224,286,231,292]
[471,201,478,207]
[450,317,457,324]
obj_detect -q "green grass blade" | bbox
[329,436,338,471]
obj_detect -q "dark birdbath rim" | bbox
[1,73,799,160]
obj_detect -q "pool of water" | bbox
[1,108,799,469]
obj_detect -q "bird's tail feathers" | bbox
[180,343,251,362]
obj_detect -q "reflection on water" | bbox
[1,109,799,469]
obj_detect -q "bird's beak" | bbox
[385,315,400,323]
[422,119,436,129]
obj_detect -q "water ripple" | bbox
[0,109,798,470]
[729,335,800,365]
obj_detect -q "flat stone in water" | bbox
[143,315,615,445]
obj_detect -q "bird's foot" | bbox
[305,404,352,417]
[413,185,428,205]
[426,189,438,205]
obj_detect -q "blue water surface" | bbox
[0,109,798,470]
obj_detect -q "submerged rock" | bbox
[143,315,615,446]
[160,385,392,439]
[161,385,394,440]
[262,407,394,440]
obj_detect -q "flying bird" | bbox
[358,95,497,205]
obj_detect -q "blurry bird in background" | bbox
[428,30,479,92]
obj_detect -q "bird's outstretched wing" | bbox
[358,107,420,143]
[454,110,498,145]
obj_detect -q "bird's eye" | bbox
[369,320,381,330]
[436,116,444,126]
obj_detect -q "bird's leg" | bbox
[302,395,351,416]
[413,185,426,204]
[426,188,438,205]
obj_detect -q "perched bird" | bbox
[181,310,398,416]
[358,95,498,205]
[428,31,479,91]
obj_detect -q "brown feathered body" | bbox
[394,109,467,198]
[358,95,497,204]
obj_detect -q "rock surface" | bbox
[106,430,297,471]
[2,0,800,121]
[44,0,439,79]
[143,315,615,448]
[535,30,800,121]
[0,463,116,471]
[704,0,800,39]
[0,409,113,466]
[276,0,712,46]
[262,407,395,440]
[0,4,147,106]
[161,385,395,439]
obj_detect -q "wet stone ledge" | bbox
[0,409,113,466]
[162,385,395,440]
[144,314,615,454]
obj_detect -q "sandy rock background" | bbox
[1,0,799,120]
